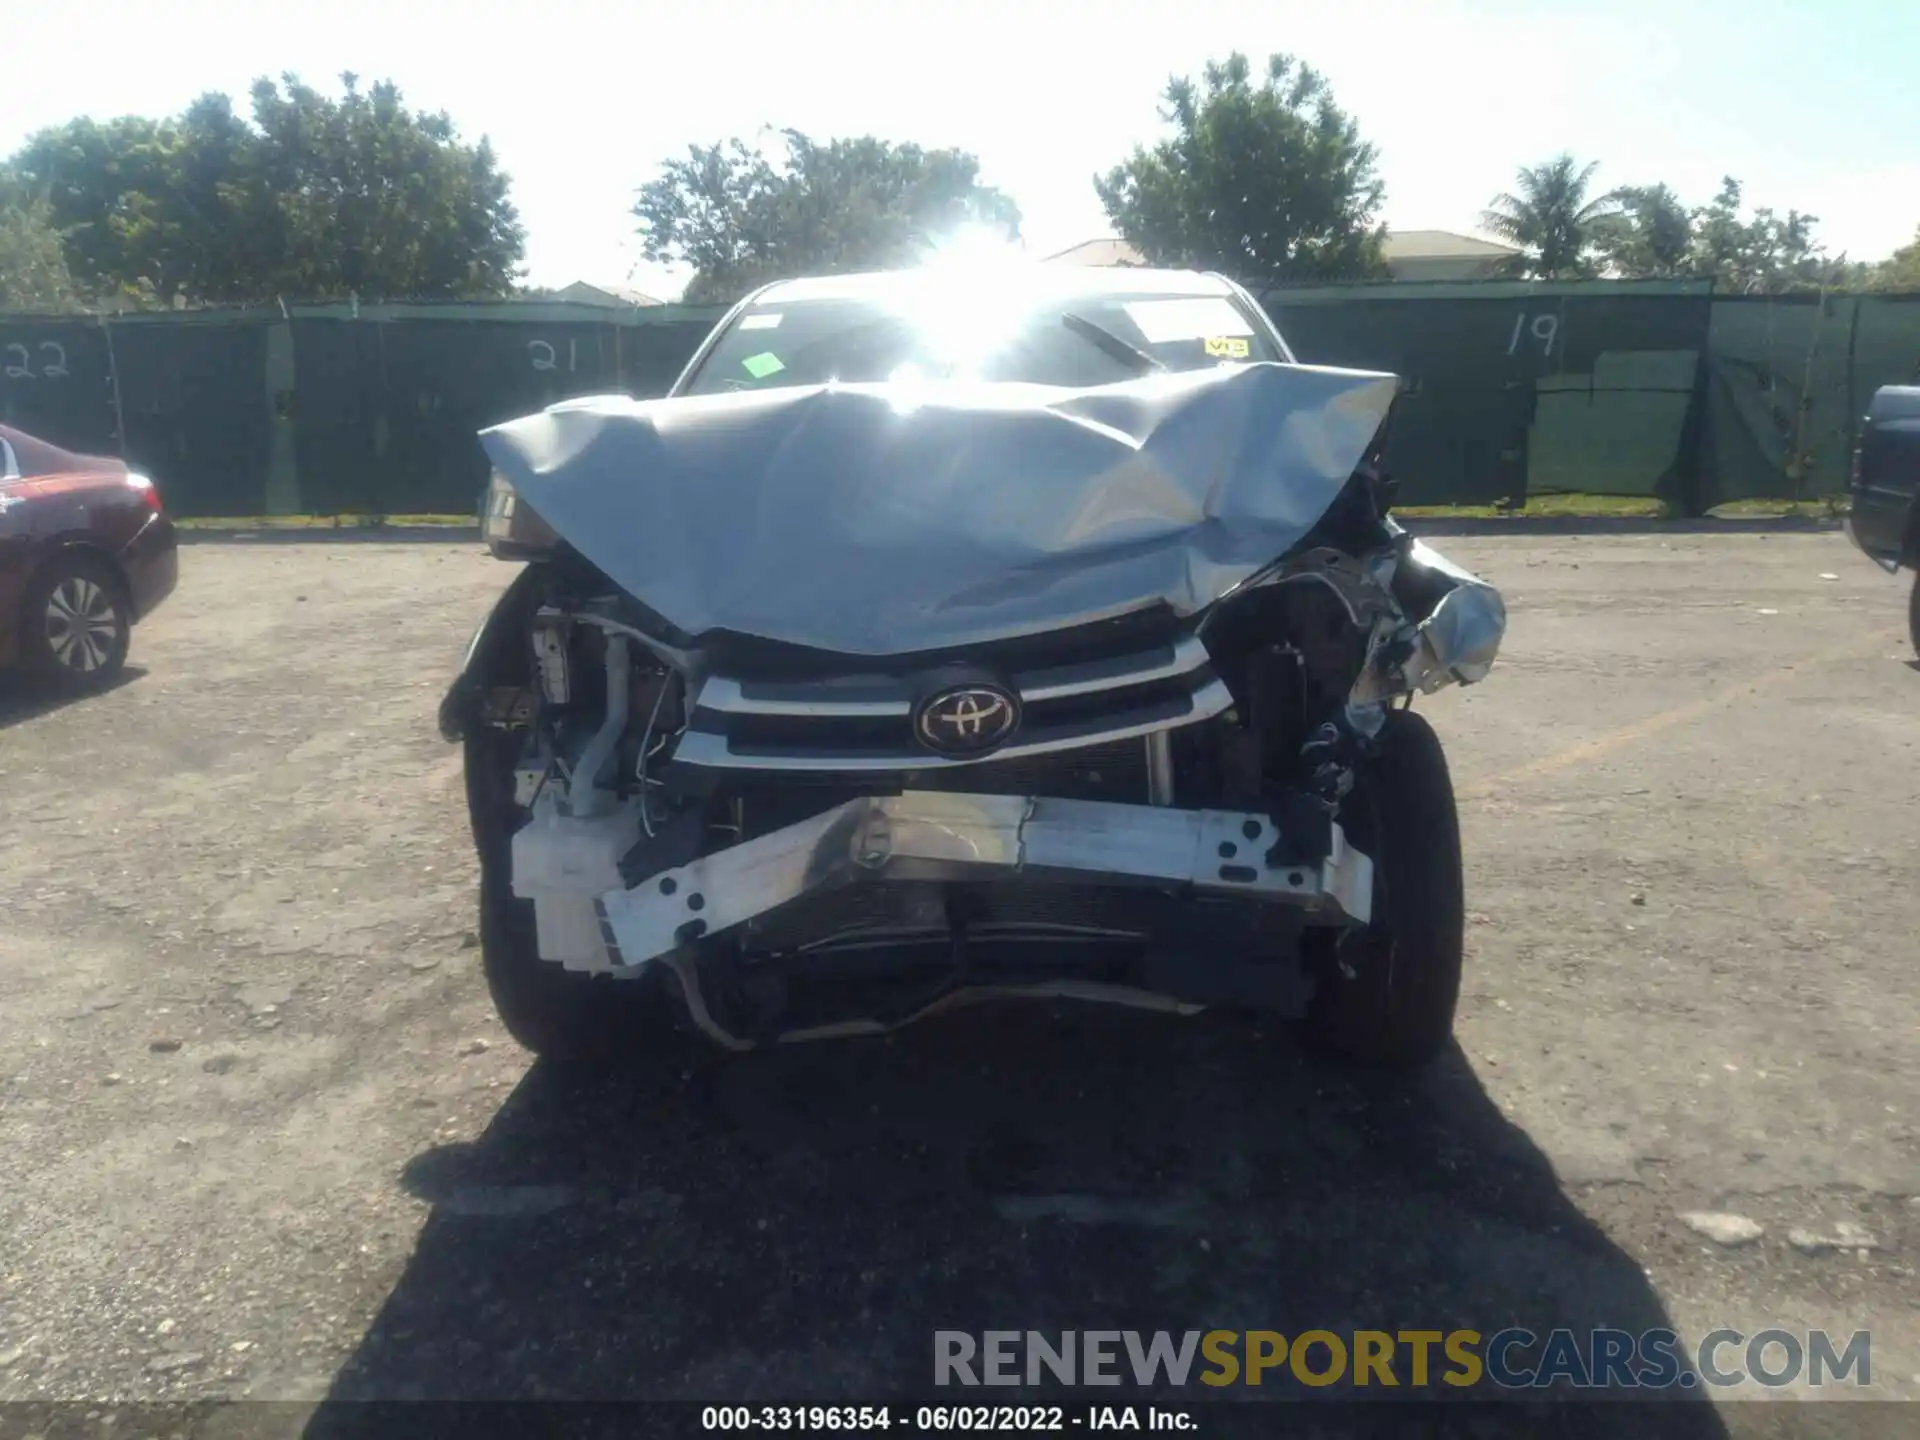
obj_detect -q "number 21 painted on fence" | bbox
[1507,313,1559,358]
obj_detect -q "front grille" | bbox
[699,606,1182,681]
[917,737,1150,802]
[670,632,1231,774]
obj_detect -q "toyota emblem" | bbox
[913,684,1020,757]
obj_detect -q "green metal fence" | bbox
[1262,280,1718,507]
[0,301,722,517]
[3,286,1918,517]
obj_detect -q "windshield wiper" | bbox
[1060,312,1167,375]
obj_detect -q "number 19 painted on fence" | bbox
[1507,313,1559,358]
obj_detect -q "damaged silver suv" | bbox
[438,265,1506,1071]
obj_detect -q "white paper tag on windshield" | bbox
[739,313,783,330]
[1123,297,1254,344]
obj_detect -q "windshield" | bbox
[676,286,1288,397]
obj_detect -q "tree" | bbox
[6,73,526,304]
[1480,155,1622,279]
[7,113,194,304]
[1594,183,1693,278]
[1871,227,1920,292]
[1742,208,1827,292]
[1683,178,1836,293]
[1685,177,1747,285]
[247,73,525,299]
[1094,53,1386,281]
[0,176,81,311]
[634,130,1021,303]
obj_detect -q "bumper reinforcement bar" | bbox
[597,791,1373,970]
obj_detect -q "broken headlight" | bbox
[480,469,560,560]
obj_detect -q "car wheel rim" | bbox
[44,576,119,673]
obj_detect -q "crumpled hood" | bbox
[480,361,1399,656]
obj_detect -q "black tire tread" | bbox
[478,866,705,1074]
[467,724,701,1072]
[1306,707,1466,1071]
[19,549,131,692]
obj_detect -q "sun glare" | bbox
[894,227,1041,376]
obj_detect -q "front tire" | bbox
[467,737,695,1071]
[1907,572,1919,659]
[1305,708,1466,1071]
[477,867,663,1066]
[21,551,131,691]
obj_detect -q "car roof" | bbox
[750,265,1245,307]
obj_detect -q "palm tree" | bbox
[1480,155,1622,279]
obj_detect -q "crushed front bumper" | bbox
[596,791,1373,971]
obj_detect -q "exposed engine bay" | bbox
[444,468,1503,1049]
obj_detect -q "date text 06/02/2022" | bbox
[700,1405,1196,1431]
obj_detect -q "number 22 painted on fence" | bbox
[1507,313,1559,358]
[3,341,70,380]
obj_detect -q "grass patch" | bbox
[1397,492,1846,521]
[178,493,1847,530]
[1707,497,1845,519]
[174,513,474,531]
[1398,493,1667,520]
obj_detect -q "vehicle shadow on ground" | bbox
[309,1006,1727,1437]
[0,665,145,732]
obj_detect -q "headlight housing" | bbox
[480,469,559,560]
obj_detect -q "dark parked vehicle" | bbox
[1847,385,1920,656]
[0,424,179,689]
[440,267,1507,1072]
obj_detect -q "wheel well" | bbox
[1901,498,1920,569]
[18,542,132,628]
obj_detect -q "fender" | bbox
[1854,385,1920,570]
[437,562,549,742]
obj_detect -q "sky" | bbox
[6,0,1917,298]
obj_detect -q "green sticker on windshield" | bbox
[741,351,786,380]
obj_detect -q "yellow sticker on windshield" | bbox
[1205,336,1251,359]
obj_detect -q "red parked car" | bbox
[0,424,178,689]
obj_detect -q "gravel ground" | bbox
[1,534,1916,1434]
